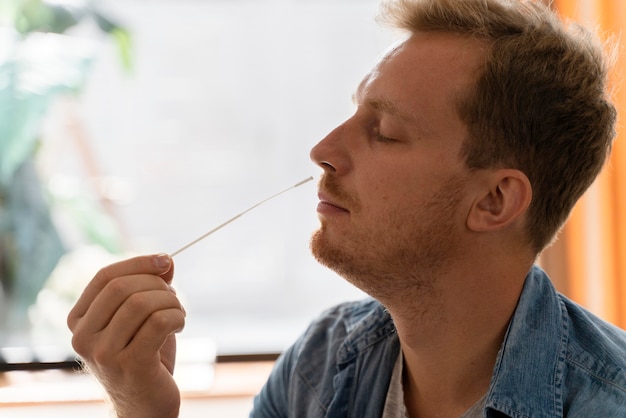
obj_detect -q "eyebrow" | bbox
[369,97,414,121]
[352,87,425,132]
[352,72,418,119]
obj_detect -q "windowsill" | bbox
[0,360,274,407]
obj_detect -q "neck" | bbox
[386,260,531,418]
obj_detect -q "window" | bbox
[0,0,395,360]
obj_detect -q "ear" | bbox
[467,169,532,232]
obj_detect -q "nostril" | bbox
[320,161,336,172]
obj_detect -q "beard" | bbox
[310,173,466,303]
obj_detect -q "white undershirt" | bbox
[382,351,487,418]
[382,350,409,418]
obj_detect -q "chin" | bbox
[309,228,377,293]
[310,228,329,265]
[310,228,347,272]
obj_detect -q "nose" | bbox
[310,122,352,175]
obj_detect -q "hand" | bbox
[67,254,186,418]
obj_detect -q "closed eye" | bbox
[374,130,398,143]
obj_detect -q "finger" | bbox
[122,306,186,368]
[159,335,177,375]
[101,288,185,353]
[72,286,184,360]
[75,274,171,337]
[68,254,173,329]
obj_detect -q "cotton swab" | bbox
[170,176,314,257]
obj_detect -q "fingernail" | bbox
[155,253,171,271]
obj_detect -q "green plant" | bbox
[0,0,130,333]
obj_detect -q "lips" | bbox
[317,192,350,215]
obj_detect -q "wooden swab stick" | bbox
[170,176,314,257]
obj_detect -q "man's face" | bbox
[309,31,486,299]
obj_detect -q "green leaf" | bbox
[93,9,133,72]
[0,31,96,185]
[111,27,132,72]
[15,0,87,35]
[1,159,65,326]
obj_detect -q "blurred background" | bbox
[0,0,624,366]
[0,0,388,362]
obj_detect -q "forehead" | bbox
[355,31,486,136]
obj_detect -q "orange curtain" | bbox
[542,0,626,329]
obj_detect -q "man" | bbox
[68,0,626,417]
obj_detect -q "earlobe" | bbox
[467,170,532,232]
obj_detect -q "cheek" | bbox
[363,168,428,205]
[360,180,420,224]
[355,152,458,212]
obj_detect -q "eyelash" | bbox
[374,130,397,143]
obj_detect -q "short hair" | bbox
[379,0,617,253]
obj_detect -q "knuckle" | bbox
[106,277,131,298]
[125,292,151,314]
[90,345,114,366]
[66,310,78,331]
[70,333,88,356]
[93,264,115,287]
[175,309,186,332]
[71,331,101,364]
[149,309,173,329]
[148,308,185,333]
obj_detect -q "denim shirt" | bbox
[251,266,626,417]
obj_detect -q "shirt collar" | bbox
[336,299,396,365]
[486,265,566,417]
[334,266,567,417]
